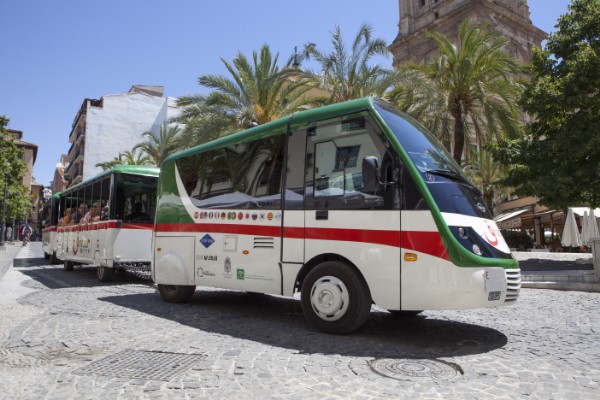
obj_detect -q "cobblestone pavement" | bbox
[0,243,599,399]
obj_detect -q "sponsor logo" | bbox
[237,269,245,280]
[196,267,216,277]
[483,222,499,246]
[200,234,215,248]
[238,212,243,220]
[224,257,232,273]
[201,255,218,261]
[252,213,258,221]
[267,212,273,221]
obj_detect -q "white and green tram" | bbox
[152,98,520,334]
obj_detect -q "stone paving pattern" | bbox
[0,243,599,399]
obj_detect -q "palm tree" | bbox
[176,44,319,145]
[133,123,182,167]
[95,150,150,171]
[290,24,394,103]
[389,20,524,166]
[463,147,508,213]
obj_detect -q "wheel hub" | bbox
[310,276,349,321]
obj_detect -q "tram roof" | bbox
[63,165,160,193]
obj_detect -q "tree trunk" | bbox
[452,103,465,165]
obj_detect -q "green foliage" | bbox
[133,124,182,167]
[389,20,524,166]
[0,115,32,220]
[95,149,150,171]
[176,44,320,146]
[495,0,600,208]
[292,23,394,103]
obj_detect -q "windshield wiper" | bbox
[425,169,482,196]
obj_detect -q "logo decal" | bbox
[237,269,245,280]
[483,222,499,246]
[224,257,232,273]
[200,234,215,248]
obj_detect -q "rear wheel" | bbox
[96,266,113,282]
[301,261,371,334]
[50,252,58,264]
[44,252,50,260]
[158,284,196,303]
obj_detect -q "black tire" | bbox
[50,252,58,265]
[301,261,371,334]
[158,284,196,303]
[388,310,423,317]
[44,252,50,260]
[64,260,74,271]
[97,266,113,282]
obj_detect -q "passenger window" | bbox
[304,114,398,210]
[175,136,284,209]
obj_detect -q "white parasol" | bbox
[584,208,600,246]
[562,208,582,248]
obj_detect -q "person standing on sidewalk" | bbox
[5,225,12,242]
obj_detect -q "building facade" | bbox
[389,0,546,67]
[5,128,42,235]
[64,85,180,187]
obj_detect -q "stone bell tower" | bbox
[389,0,547,67]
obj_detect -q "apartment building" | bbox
[64,85,180,187]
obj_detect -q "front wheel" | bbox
[158,284,196,303]
[64,260,74,271]
[301,261,371,334]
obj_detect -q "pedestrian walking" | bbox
[6,225,12,242]
[22,223,32,246]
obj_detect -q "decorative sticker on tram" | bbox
[200,234,215,248]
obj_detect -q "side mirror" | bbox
[362,156,380,191]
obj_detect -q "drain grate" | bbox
[73,349,206,381]
[370,358,461,381]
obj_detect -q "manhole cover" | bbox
[370,358,461,381]
[73,349,206,381]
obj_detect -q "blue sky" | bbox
[1,0,571,187]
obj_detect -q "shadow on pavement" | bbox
[99,290,508,359]
[13,258,49,268]
[16,265,152,290]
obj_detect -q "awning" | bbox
[494,209,530,229]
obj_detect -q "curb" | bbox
[521,281,600,293]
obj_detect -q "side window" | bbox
[176,136,284,209]
[121,174,157,222]
[305,114,398,210]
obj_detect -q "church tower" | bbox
[389,0,547,67]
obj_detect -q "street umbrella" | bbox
[584,208,600,246]
[562,208,582,248]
